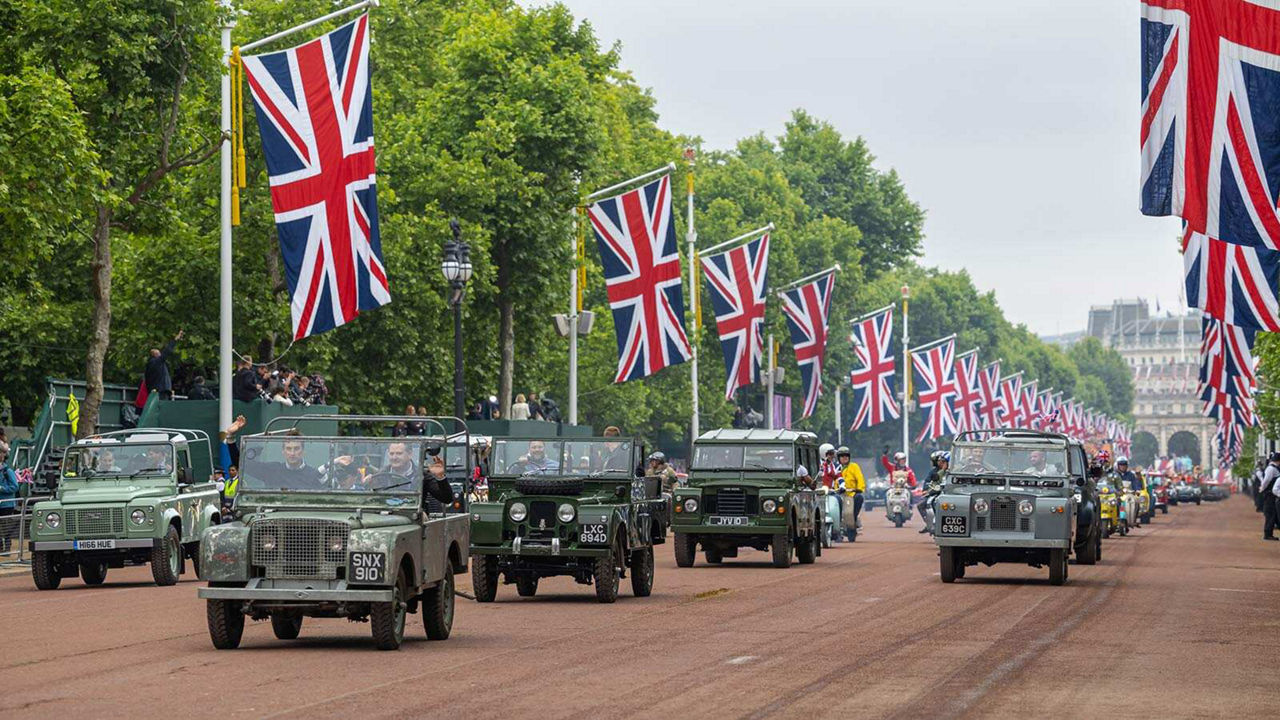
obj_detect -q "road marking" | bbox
[862,597,882,603]
[726,655,757,665]
[1209,587,1280,594]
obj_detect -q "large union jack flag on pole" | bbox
[587,174,692,383]
[911,336,958,442]
[976,360,1002,430]
[848,306,899,431]
[1019,379,1039,431]
[780,269,837,419]
[951,349,983,433]
[701,234,770,400]
[242,14,390,340]
[1183,230,1280,331]
[997,371,1024,428]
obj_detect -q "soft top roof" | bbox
[696,428,817,443]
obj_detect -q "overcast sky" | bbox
[538,0,1185,336]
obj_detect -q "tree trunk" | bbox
[79,205,114,439]
[497,246,514,419]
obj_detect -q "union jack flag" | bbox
[1019,379,1039,430]
[242,14,389,340]
[701,234,770,400]
[1035,388,1056,431]
[781,272,836,418]
[997,372,1024,428]
[1199,314,1257,392]
[911,336,958,442]
[587,174,692,383]
[976,361,1002,430]
[951,349,983,433]
[848,307,900,431]
[1183,230,1280,331]
[1141,1,1280,250]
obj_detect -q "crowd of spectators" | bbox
[468,393,561,423]
[229,356,328,406]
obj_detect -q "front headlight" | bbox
[1018,500,1034,515]
[557,503,576,523]
[762,499,777,514]
[683,498,698,513]
[130,509,147,525]
[509,502,528,522]
[45,512,61,529]
[973,498,989,514]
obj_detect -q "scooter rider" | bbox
[819,443,841,489]
[1115,456,1141,492]
[837,446,864,530]
[919,451,948,533]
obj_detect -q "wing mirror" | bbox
[424,439,443,457]
[43,469,59,491]
[1074,477,1085,487]
[615,485,628,498]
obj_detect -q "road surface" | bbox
[2,496,1277,718]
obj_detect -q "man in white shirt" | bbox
[1261,452,1280,541]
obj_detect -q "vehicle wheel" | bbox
[704,547,722,564]
[956,560,966,578]
[206,599,244,650]
[423,564,455,640]
[630,546,654,597]
[1049,549,1068,586]
[271,614,303,640]
[1161,507,1168,514]
[593,541,621,604]
[846,523,858,542]
[79,561,108,586]
[1096,531,1103,562]
[796,531,817,565]
[1103,524,1111,539]
[940,547,957,583]
[187,543,201,579]
[516,575,539,597]
[1076,531,1099,566]
[894,515,905,528]
[673,533,696,568]
[32,552,61,590]
[372,569,408,650]
[1195,498,1201,505]
[151,525,181,586]
[771,532,793,569]
[472,555,499,603]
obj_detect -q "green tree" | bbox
[1067,337,1134,418]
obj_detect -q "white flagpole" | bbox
[585,163,677,203]
[218,14,234,433]
[569,202,579,426]
[835,384,842,446]
[687,151,698,443]
[766,334,775,430]
[901,284,910,455]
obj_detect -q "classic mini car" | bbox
[1173,480,1202,505]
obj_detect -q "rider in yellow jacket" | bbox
[837,447,865,529]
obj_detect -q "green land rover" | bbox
[469,436,668,603]
[672,429,823,569]
[28,428,221,589]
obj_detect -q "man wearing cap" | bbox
[1115,457,1141,493]
[600,426,631,473]
[1261,452,1280,541]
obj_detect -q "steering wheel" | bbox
[340,471,409,491]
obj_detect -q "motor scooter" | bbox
[885,473,912,528]
[840,490,858,542]
[818,486,843,547]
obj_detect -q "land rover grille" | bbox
[68,508,125,538]
[251,519,349,579]
[705,489,757,515]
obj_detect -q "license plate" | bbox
[709,516,748,526]
[939,516,968,536]
[74,539,116,550]
[349,552,385,583]
[579,523,608,544]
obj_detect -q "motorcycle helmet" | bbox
[796,465,810,478]
[1116,456,1129,466]
[893,451,907,462]
[938,451,951,463]
[647,451,665,463]
[819,443,835,458]
[836,445,850,457]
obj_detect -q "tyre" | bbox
[472,555,499,602]
[1195,498,1201,505]
[630,546,654,597]
[771,532,792,569]
[1161,507,1168,515]
[423,564,455,640]
[151,524,181,586]
[940,547,957,583]
[1049,549,1068,586]
[372,569,408,650]
[894,514,905,528]
[207,599,245,650]
[1076,530,1099,566]
[514,476,584,496]
[187,543,201,579]
[32,551,61,590]
[796,531,817,565]
[271,614,303,640]
[516,575,539,597]
[705,547,723,564]
[1102,524,1111,539]
[593,541,621,604]
[1096,532,1103,562]
[79,561,108,586]
[846,523,858,543]
[673,533,696,568]
[955,560,966,578]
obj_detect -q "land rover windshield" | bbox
[63,443,174,478]
[490,439,634,476]
[239,436,427,493]
[691,445,791,471]
[950,444,1068,476]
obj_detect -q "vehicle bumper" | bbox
[198,578,393,603]
[672,522,787,536]
[470,541,610,558]
[31,539,158,551]
[935,536,1070,549]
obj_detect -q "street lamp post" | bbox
[442,220,472,421]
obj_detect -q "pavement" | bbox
[1,496,1278,719]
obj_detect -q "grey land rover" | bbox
[933,430,1091,586]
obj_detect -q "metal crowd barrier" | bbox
[0,496,49,566]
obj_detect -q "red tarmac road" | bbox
[1,496,1278,719]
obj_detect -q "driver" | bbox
[520,440,559,474]
[956,446,995,473]
[385,442,418,479]
[599,426,631,473]
[254,433,323,489]
[126,446,172,475]
[94,450,121,473]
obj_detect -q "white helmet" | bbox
[819,443,835,457]
[796,465,810,478]
[894,451,907,462]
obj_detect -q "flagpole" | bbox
[568,201,579,426]
[776,264,841,293]
[239,0,379,53]
[766,333,775,430]
[700,223,773,256]
[835,384,842,446]
[218,14,234,433]
[686,150,699,444]
[585,162,677,203]
[901,284,910,456]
